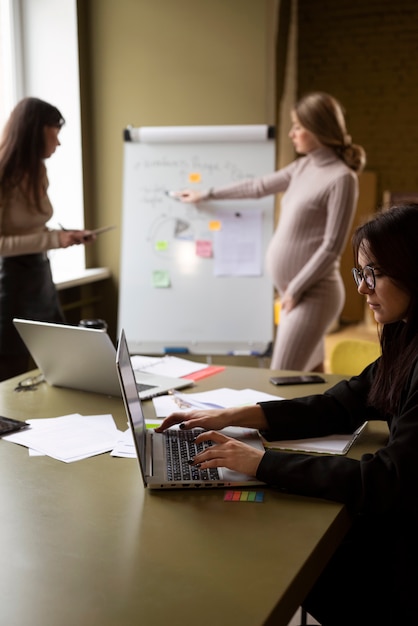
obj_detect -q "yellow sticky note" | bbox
[209,220,221,231]
[188,172,201,183]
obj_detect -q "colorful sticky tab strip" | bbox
[224,490,264,502]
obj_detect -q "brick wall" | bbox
[297,0,418,204]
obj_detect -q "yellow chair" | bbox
[274,298,281,326]
[330,339,381,376]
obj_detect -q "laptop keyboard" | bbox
[136,382,156,392]
[165,429,220,481]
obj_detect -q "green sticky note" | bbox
[155,240,168,251]
[152,270,170,288]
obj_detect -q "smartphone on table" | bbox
[0,416,30,436]
[269,375,326,386]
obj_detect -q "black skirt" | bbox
[0,253,64,355]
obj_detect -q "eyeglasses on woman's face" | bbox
[352,265,376,290]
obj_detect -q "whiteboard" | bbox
[118,125,276,355]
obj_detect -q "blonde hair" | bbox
[294,92,366,172]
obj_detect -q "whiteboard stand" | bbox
[118,125,276,356]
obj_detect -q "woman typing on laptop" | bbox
[156,204,418,625]
[0,98,95,381]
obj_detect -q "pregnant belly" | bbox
[265,235,311,291]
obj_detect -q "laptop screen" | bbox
[116,330,147,481]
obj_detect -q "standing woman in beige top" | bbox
[0,97,95,381]
[174,92,366,371]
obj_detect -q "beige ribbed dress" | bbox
[207,147,359,370]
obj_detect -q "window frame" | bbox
[0,0,86,280]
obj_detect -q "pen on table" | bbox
[168,390,194,410]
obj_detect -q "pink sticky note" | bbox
[196,240,212,258]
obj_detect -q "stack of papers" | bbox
[131,354,208,377]
[3,413,126,462]
[152,387,280,417]
[111,428,136,458]
[131,354,225,380]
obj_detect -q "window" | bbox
[0,0,21,129]
[0,0,85,279]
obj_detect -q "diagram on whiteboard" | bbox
[118,125,276,354]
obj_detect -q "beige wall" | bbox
[79,1,418,337]
[78,0,278,338]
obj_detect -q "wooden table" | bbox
[0,367,387,626]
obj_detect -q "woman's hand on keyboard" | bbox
[155,404,268,433]
[189,430,264,477]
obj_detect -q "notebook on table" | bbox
[13,319,192,399]
[116,328,265,490]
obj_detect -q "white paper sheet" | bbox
[110,428,136,458]
[213,210,263,276]
[152,387,281,417]
[3,414,121,463]
[131,354,207,377]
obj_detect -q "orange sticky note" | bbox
[209,220,221,231]
[188,172,201,183]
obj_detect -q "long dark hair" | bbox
[0,97,64,211]
[352,204,418,414]
[295,91,366,173]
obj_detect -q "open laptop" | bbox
[116,328,265,489]
[13,319,193,399]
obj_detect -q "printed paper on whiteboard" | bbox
[213,210,263,276]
